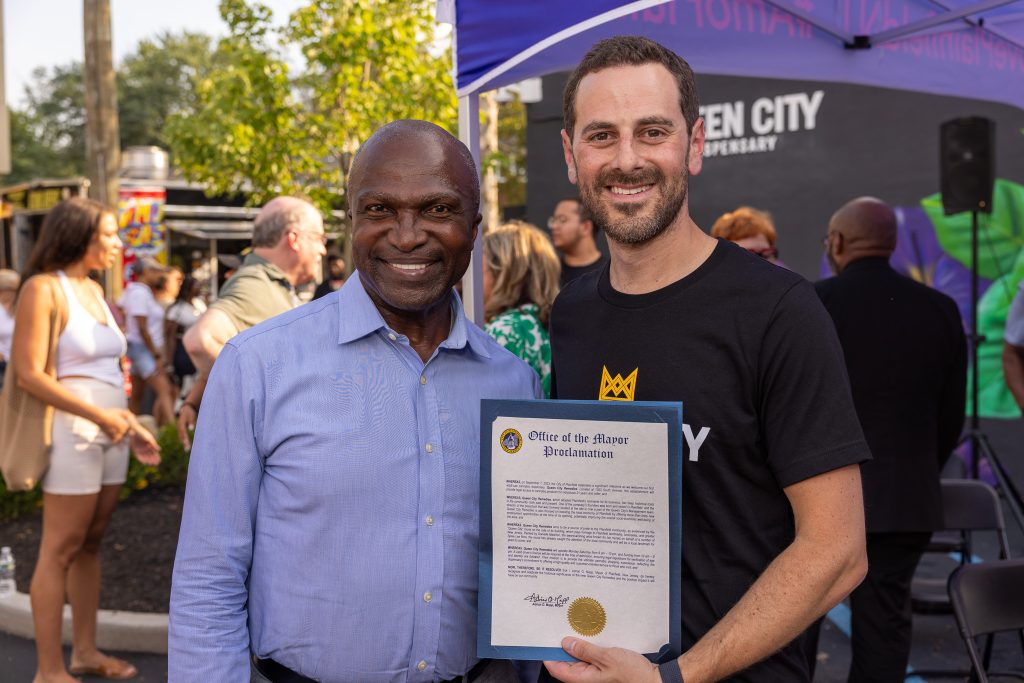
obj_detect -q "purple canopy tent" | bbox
[438,0,1024,322]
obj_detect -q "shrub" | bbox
[1,424,190,521]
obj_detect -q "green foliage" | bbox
[0,424,190,522]
[1,64,88,184]
[165,1,324,209]
[1,33,215,186]
[166,0,457,214]
[484,93,527,210]
[923,178,1024,418]
[117,32,216,149]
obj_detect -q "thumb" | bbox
[563,637,606,666]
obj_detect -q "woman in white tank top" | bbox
[9,198,161,682]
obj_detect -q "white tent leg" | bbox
[458,92,484,327]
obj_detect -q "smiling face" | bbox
[83,213,122,271]
[350,130,481,322]
[562,64,704,246]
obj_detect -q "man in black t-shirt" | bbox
[541,37,870,683]
[548,197,608,285]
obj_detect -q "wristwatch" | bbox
[659,660,684,683]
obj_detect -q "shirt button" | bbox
[417,660,427,672]
[425,515,434,526]
[388,332,397,341]
[425,443,433,454]
[420,375,427,385]
[423,591,433,603]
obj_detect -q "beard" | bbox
[576,154,690,246]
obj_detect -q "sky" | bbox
[2,0,306,108]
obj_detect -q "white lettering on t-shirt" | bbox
[683,424,711,462]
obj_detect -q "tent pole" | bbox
[458,92,485,327]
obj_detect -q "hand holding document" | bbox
[478,400,682,662]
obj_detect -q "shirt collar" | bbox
[242,252,293,289]
[336,272,491,359]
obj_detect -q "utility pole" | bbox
[83,0,122,296]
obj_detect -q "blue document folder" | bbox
[478,399,683,662]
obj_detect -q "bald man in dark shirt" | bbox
[816,197,967,683]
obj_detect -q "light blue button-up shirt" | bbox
[169,274,541,683]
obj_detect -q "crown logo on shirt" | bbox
[599,366,638,402]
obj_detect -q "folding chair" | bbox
[907,479,1013,679]
[911,479,1011,615]
[948,558,1024,682]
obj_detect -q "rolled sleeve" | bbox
[169,342,263,682]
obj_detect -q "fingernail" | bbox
[565,638,575,654]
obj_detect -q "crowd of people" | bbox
[1,31,1018,683]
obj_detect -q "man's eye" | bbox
[590,131,612,142]
[366,204,387,213]
[428,205,451,215]
[643,129,666,138]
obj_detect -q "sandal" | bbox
[69,656,138,680]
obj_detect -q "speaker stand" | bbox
[963,209,1024,533]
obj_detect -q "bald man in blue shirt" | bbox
[169,121,541,683]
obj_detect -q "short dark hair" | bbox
[562,36,700,142]
[558,197,598,235]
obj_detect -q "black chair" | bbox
[911,479,1011,615]
[948,558,1024,682]
[908,479,1014,680]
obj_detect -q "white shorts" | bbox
[42,378,130,495]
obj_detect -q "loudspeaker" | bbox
[940,117,995,215]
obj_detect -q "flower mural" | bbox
[820,178,1024,418]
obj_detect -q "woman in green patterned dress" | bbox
[483,221,561,397]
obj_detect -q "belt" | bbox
[252,656,316,683]
[440,658,492,683]
[252,656,491,683]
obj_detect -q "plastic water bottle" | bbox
[0,546,15,598]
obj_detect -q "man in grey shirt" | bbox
[177,196,325,448]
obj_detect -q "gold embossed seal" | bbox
[567,597,606,637]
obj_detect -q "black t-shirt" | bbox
[561,256,608,286]
[549,239,869,681]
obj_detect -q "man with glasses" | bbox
[548,198,607,285]
[817,196,966,682]
[177,196,326,449]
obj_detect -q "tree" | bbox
[166,0,458,213]
[117,32,215,149]
[0,32,214,186]
[1,63,89,184]
[4,108,82,182]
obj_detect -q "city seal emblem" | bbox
[500,428,523,454]
[567,596,606,637]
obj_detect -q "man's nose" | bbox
[390,213,428,250]
[613,137,643,172]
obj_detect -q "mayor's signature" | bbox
[524,593,570,607]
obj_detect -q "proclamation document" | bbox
[478,400,682,662]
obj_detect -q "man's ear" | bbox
[285,229,302,253]
[688,117,705,177]
[582,219,595,238]
[470,213,482,245]
[561,129,578,186]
